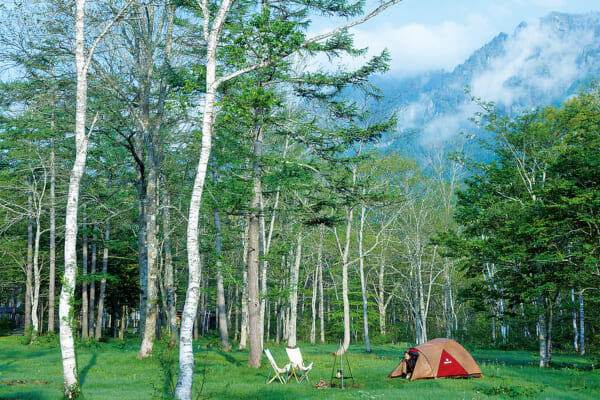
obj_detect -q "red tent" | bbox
[388,338,482,380]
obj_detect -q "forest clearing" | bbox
[2,1,600,399]
[0,335,598,400]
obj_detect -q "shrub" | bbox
[18,325,34,345]
[0,318,15,336]
[476,379,543,398]
[153,333,178,399]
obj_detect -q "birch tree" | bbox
[175,1,241,397]
[59,1,133,397]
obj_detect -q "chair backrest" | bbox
[286,347,303,366]
[264,348,279,369]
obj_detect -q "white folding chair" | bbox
[285,347,313,383]
[264,348,290,384]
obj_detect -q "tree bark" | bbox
[571,289,578,352]
[247,127,264,367]
[287,232,302,348]
[161,177,178,341]
[579,291,585,356]
[310,255,318,345]
[212,176,230,351]
[48,139,56,333]
[119,305,126,340]
[59,1,87,395]
[136,159,148,340]
[31,200,43,338]
[137,2,164,356]
[138,163,159,358]
[358,200,371,352]
[318,228,325,344]
[538,300,549,367]
[25,185,33,332]
[59,1,132,395]
[95,222,110,340]
[335,204,353,356]
[82,211,89,340]
[89,223,97,339]
[175,2,235,397]
[443,259,455,339]
[246,196,262,366]
[239,221,249,350]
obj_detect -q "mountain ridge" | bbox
[378,11,600,162]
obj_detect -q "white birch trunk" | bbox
[31,205,43,337]
[571,289,578,351]
[59,1,132,395]
[538,299,549,367]
[175,3,235,397]
[287,233,302,348]
[499,298,507,344]
[310,259,318,345]
[82,212,89,340]
[417,259,427,344]
[59,1,87,394]
[25,186,32,331]
[239,220,249,349]
[318,227,325,344]
[239,273,249,348]
[358,200,371,352]
[377,260,386,335]
[48,139,56,332]
[579,291,585,356]
[335,205,353,356]
[443,260,453,339]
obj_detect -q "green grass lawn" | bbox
[0,335,598,399]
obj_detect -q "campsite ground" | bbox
[0,335,598,399]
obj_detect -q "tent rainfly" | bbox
[388,338,483,380]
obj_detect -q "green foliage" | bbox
[18,325,34,345]
[30,331,60,348]
[475,379,542,398]
[0,318,15,336]
[78,338,104,351]
[153,333,179,400]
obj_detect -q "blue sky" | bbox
[340,0,600,78]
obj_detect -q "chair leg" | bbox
[288,367,298,383]
[267,369,282,384]
[299,372,308,383]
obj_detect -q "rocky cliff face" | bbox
[379,11,600,161]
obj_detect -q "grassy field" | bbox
[0,335,598,399]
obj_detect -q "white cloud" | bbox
[346,14,500,78]
[470,19,595,108]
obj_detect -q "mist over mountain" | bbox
[378,11,600,163]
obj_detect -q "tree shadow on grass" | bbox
[216,349,241,366]
[79,353,98,386]
[0,391,45,400]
